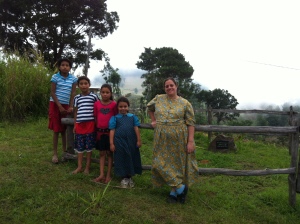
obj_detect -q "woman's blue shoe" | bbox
[177,185,188,204]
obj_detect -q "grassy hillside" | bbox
[0,118,299,224]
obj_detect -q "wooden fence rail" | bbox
[61,107,300,207]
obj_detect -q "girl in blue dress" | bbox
[109,97,142,188]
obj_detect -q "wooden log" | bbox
[195,125,298,134]
[198,168,295,176]
[120,123,299,135]
[61,118,299,134]
[194,108,297,115]
[62,118,75,125]
[62,152,298,176]
[65,152,299,177]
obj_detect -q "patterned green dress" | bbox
[147,94,199,187]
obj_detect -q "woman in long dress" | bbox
[147,77,198,203]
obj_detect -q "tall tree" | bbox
[136,47,194,101]
[199,88,239,124]
[101,59,122,97]
[0,0,119,69]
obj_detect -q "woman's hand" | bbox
[151,121,156,128]
[186,141,195,153]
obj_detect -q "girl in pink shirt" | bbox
[93,84,117,183]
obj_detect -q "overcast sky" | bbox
[84,0,300,109]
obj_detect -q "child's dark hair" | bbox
[117,96,130,107]
[77,76,91,86]
[57,58,72,68]
[101,84,113,100]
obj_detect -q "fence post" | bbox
[65,114,75,154]
[294,110,300,194]
[288,106,299,206]
[288,106,294,155]
[297,146,300,194]
[207,105,212,143]
[288,126,299,206]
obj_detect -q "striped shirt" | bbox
[50,72,78,105]
[74,93,99,123]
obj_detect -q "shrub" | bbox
[0,51,51,121]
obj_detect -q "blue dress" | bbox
[109,113,142,177]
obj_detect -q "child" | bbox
[109,96,142,188]
[48,58,77,164]
[73,76,99,174]
[93,84,118,183]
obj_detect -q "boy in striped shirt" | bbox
[73,76,99,174]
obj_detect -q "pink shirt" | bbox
[94,100,118,129]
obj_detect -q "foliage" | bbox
[227,118,253,126]
[136,47,195,101]
[199,88,239,124]
[194,112,207,125]
[0,51,51,121]
[101,57,122,97]
[259,105,289,126]
[0,0,119,68]
[80,183,110,215]
[121,94,146,123]
[1,119,300,223]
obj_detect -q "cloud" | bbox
[83,0,300,109]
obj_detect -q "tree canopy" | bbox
[101,58,122,97]
[0,0,119,69]
[199,88,239,124]
[136,47,195,101]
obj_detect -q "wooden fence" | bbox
[61,106,300,207]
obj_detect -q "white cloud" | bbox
[85,0,300,108]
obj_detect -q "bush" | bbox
[0,52,51,121]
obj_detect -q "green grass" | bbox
[0,118,300,224]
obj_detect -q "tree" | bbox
[256,114,268,126]
[199,88,239,124]
[0,0,119,69]
[136,47,194,101]
[101,59,122,97]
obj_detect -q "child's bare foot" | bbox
[52,155,59,164]
[72,168,82,174]
[83,168,90,175]
[104,176,112,184]
[93,175,105,183]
